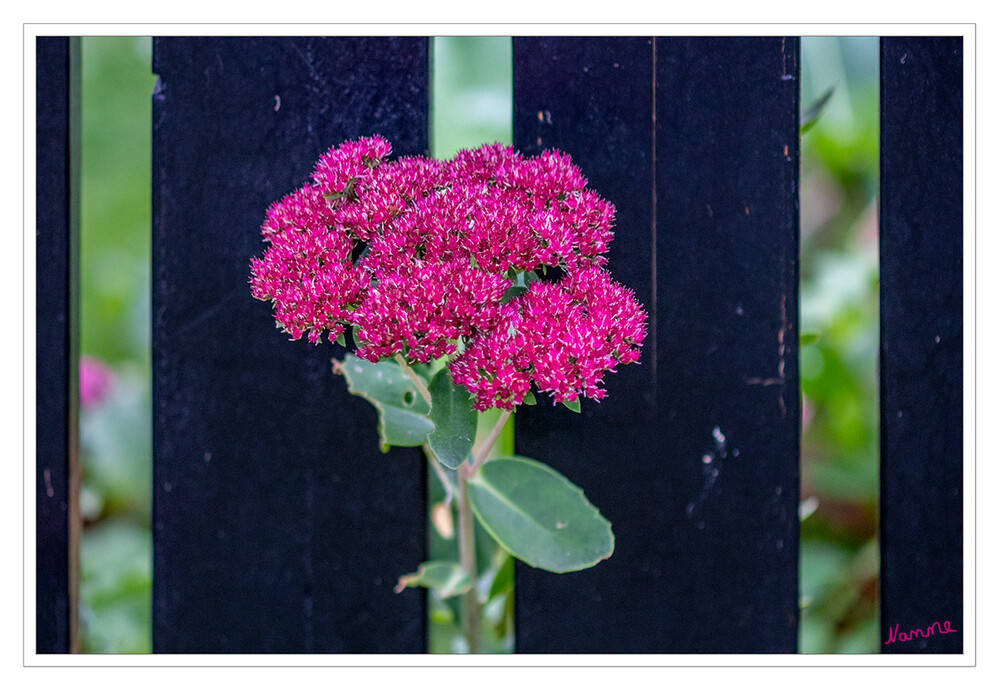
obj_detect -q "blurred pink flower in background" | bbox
[80,356,114,409]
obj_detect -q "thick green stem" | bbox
[457,467,481,653]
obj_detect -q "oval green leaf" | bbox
[334,354,433,449]
[428,369,477,469]
[393,560,472,599]
[561,398,581,413]
[466,456,614,573]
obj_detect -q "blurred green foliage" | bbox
[75,35,881,655]
[80,37,155,366]
[432,37,512,159]
[798,37,880,654]
[78,36,155,653]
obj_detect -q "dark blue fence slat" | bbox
[152,37,429,653]
[654,37,801,653]
[879,37,963,654]
[36,36,80,655]
[512,37,800,653]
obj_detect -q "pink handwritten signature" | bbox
[884,620,958,645]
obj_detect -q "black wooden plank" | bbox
[152,37,429,653]
[879,37,963,654]
[513,37,800,653]
[36,36,80,655]
[654,37,800,653]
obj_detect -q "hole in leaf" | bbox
[403,389,416,407]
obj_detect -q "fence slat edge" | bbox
[35,35,81,655]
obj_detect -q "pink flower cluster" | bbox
[80,356,114,409]
[250,136,647,410]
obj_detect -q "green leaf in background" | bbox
[334,353,434,449]
[79,37,156,656]
[801,332,821,346]
[80,366,151,519]
[394,561,473,599]
[81,38,157,366]
[487,553,514,600]
[79,520,151,653]
[467,456,614,573]
[428,369,477,469]
[801,86,835,134]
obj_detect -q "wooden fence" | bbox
[35,35,963,654]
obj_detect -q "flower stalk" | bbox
[424,444,457,507]
[398,350,506,652]
[456,467,481,654]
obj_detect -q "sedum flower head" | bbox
[251,137,647,410]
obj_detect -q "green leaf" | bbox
[801,331,821,346]
[394,561,472,599]
[334,353,434,449]
[466,456,614,573]
[801,86,835,134]
[561,398,581,413]
[428,369,477,469]
[487,553,514,600]
[522,390,537,406]
[500,285,528,304]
